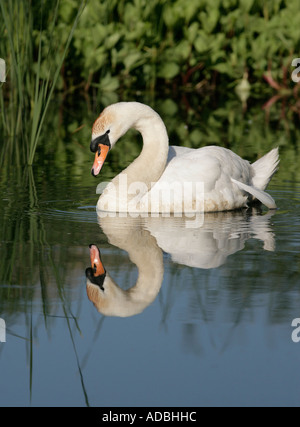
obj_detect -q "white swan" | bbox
[85,210,276,317]
[90,102,279,213]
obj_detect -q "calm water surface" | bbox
[0,102,300,407]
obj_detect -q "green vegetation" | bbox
[0,0,86,164]
[7,0,299,94]
[1,0,300,165]
[69,0,300,94]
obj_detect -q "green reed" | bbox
[0,161,88,404]
[0,0,86,165]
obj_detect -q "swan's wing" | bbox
[164,146,223,187]
[166,146,191,163]
[151,145,279,211]
[231,178,277,209]
[164,146,252,190]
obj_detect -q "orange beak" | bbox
[91,144,110,177]
[89,244,105,276]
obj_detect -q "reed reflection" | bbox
[85,209,275,317]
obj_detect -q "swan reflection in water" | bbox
[85,209,275,318]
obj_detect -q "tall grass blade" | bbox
[28,0,87,165]
[1,0,86,165]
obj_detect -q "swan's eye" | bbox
[106,130,110,135]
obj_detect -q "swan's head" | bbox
[90,103,138,177]
[85,243,143,317]
[85,244,106,289]
[90,102,160,176]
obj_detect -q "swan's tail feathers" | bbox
[251,147,280,190]
[231,178,277,210]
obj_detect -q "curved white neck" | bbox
[87,217,164,317]
[125,106,169,187]
[99,104,169,211]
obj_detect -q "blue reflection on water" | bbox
[0,174,299,407]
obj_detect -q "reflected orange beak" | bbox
[91,144,110,177]
[89,244,105,276]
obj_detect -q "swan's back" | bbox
[150,145,277,212]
